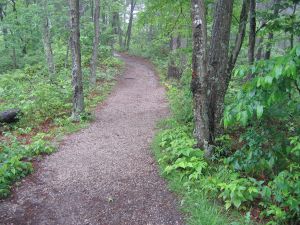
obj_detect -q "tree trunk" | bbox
[65,36,71,68]
[90,0,94,21]
[125,0,136,50]
[265,0,280,60]
[11,48,17,69]
[290,2,297,49]
[248,0,256,65]
[190,0,211,155]
[256,36,263,60]
[167,35,187,79]
[191,0,234,158]
[41,0,56,81]
[69,0,84,121]
[90,0,100,87]
[168,36,179,79]
[112,10,122,48]
[228,0,250,70]
[207,0,234,152]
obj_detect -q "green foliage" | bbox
[218,177,262,210]
[0,0,124,199]
[158,121,207,180]
[0,37,121,199]
[224,128,278,177]
[167,79,193,124]
[224,45,300,128]
[152,43,300,224]
[0,156,33,197]
[0,131,54,197]
[262,170,300,224]
[221,46,300,224]
[153,123,245,225]
[0,67,71,124]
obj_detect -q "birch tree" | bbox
[69,0,84,121]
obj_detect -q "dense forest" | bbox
[0,0,300,224]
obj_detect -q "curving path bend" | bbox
[0,54,183,225]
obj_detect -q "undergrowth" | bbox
[151,46,300,225]
[0,55,123,198]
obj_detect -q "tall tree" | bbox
[41,0,56,81]
[124,0,136,50]
[191,0,249,157]
[290,1,297,49]
[228,0,250,70]
[112,7,122,48]
[90,0,100,87]
[69,0,84,120]
[265,0,281,59]
[248,0,256,65]
[191,0,210,155]
[167,35,187,79]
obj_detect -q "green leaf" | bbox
[274,65,283,79]
[240,111,248,126]
[256,105,264,118]
[225,201,232,210]
[11,168,16,175]
[232,198,242,208]
[265,76,273,84]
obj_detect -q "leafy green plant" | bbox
[158,122,207,181]
[165,153,207,180]
[224,128,278,177]
[224,45,300,128]
[167,76,193,124]
[218,177,262,210]
[0,131,56,197]
[260,162,300,224]
[0,156,33,197]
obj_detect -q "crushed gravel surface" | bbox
[0,54,184,225]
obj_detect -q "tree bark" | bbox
[90,0,100,87]
[167,35,187,79]
[256,36,263,60]
[191,0,234,157]
[168,36,179,79]
[255,2,267,60]
[11,48,17,69]
[41,0,56,81]
[190,0,211,155]
[112,10,122,48]
[228,0,250,70]
[265,0,280,60]
[248,0,256,65]
[69,0,84,121]
[290,2,297,49]
[65,36,71,68]
[125,0,136,50]
[90,0,94,21]
[207,0,234,151]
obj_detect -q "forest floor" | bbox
[0,54,183,225]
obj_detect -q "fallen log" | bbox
[0,109,21,124]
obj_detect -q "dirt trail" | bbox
[0,54,184,225]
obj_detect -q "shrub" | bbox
[158,121,207,181]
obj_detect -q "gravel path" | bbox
[0,54,184,225]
